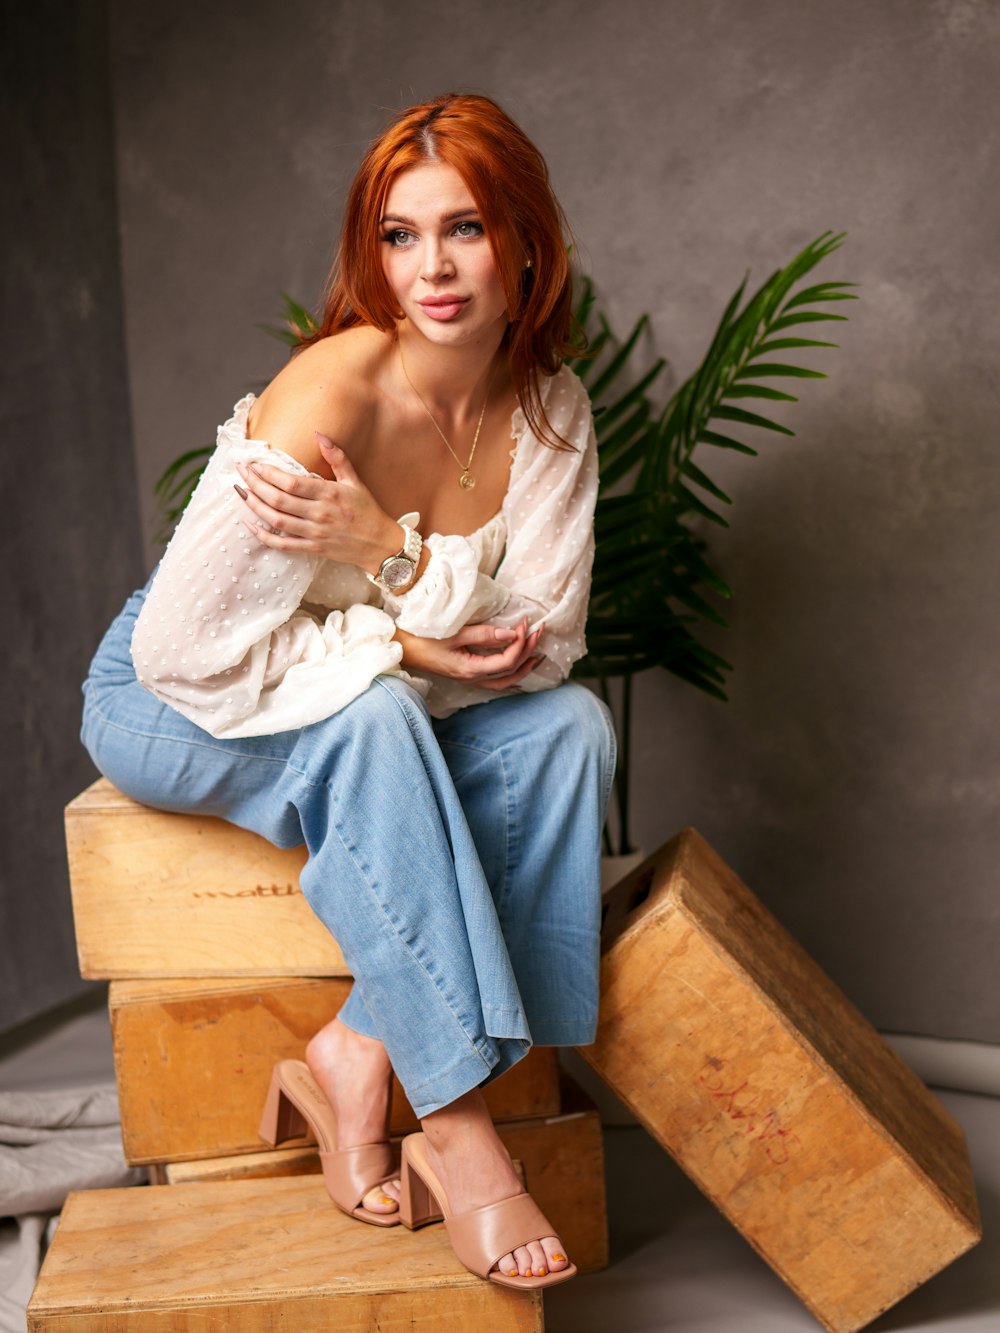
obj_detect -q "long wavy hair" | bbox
[300,93,583,451]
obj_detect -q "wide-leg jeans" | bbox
[81,582,617,1118]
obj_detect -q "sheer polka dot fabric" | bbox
[131,364,598,736]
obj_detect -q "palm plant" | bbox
[567,231,856,854]
[153,237,855,857]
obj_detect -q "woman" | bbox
[82,93,616,1292]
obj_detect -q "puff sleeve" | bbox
[130,399,409,739]
[384,364,597,692]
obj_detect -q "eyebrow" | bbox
[380,208,480,226]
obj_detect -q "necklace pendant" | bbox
[459,470,476,490]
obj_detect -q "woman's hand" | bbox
[394,618,545,690]
[234,433,401,573]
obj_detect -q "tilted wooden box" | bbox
[110,975,562,1164]
[578,828,981,1333]
[150,1079,608,1275]
[65,778,347,978]
[26,1176,543,1332]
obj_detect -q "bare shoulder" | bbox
[247,326,392,472]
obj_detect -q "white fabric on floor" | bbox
[0,1083,143,1333]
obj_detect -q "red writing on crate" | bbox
[697,1057,800,1165]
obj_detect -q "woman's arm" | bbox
[224,364,598,697]
[385,365,598,688]
[130,397,409,740]
[236,355,418,582]
[393,619,545,691]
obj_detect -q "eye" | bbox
[453,220,484,239]
[381,228,415,247]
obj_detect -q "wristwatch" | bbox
[367,511,423,595]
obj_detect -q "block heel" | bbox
[257,1059,402,1228]
[399,1149,444,1229]
[258,1067,311,1145]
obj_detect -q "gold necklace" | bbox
[399,348,495,491]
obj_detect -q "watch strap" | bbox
[366,512,424,594]
[397,512,422,563]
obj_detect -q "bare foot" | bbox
[420,1089,570,1279]
[306,1017,401,1215]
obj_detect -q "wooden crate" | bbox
[110,976,562,1164]
[151,1078,608,1274]
[579,828,982,1333]
[26,1176,542,1331]
[65,778,347,978]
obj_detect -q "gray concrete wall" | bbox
[0,1,144,1030]
[109,0,999,1042]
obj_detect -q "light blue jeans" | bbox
[81,580,617,1118]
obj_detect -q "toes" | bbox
[526,1240,547,1275]
[541,1236,568,1271]
[361,1183,399,1214]
[497,1251,519,1279]
[513,1244,533,1277]
[493,1239,567,1281]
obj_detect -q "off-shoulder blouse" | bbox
[130,362,598,739]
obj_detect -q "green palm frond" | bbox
[574,231,855,691]
[257,292,319,346]
[570,234,856,851]
[152,445,214,543]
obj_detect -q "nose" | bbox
[420,236,456,283]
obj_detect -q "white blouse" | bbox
[131,362,598,739]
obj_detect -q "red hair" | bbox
[301,93,583,451]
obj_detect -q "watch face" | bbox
[381,556,416,590]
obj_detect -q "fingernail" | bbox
[250,463,263,475]
[497,628,517,640]
[233,484,248,500]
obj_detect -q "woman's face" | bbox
[380,161,509,348]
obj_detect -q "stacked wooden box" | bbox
[31,780,983,1333]
[28,779,607,1331]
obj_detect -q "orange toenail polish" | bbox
[536,1267,547,1275]
[380,1196,393,1204]
[506,1268,518,1276]
[552,1253,566,1261]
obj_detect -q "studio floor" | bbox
[1,996,996,1333]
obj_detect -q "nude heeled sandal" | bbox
[398,1131,578,1290]
[258,1059,401,1227]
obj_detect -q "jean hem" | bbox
[406,1044,502,1119]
